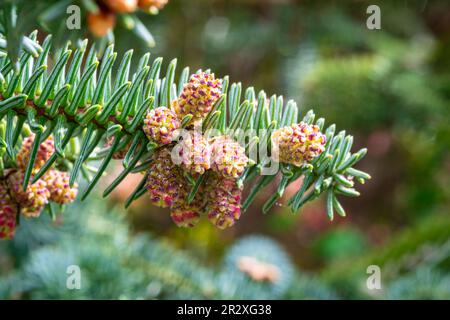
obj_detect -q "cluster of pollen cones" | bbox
[138,72,326,229]
[1,71,327,236]
[1,135,78,239]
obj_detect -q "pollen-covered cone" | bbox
[17,134,55,172]
[175,72,222,123]
[174,132,211,174]
[169,173,206,228]
[7,171,49,218]
[170,197,203,228]
[206,174,243,230]
[143,107,180,145]
[0,181,17,239]
[43,170,78,204]
[138,0,168,10]
[210,136,248,179]
[145,148,184,208]
[271,122,326,166]
[87,10,116,38]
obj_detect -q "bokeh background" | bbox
[1,0,449,299]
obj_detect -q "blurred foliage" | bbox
[0,199,448,299]
[312,227,368,263]
[298,11,448,133]
[0,200,337,299]
[386,267,450,300]
[322,213,450,299]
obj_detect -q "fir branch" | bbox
[0,30,370,225]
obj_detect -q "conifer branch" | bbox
[0,28,370,233]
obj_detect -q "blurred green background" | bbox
[1,0,449,299]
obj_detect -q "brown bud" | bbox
[87,10,116,37]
